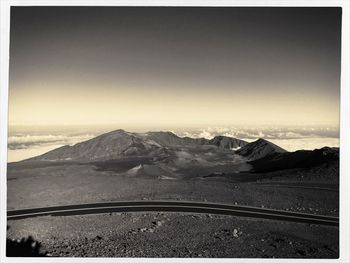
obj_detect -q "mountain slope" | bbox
[249,147,339,172]
[236,138,287,161]
[31,129,162,161]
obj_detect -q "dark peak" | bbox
[250,145,339,173]
[254,138,284,149]
[252,138,277,147]
[317,146,332,151]
[236,137,287,161]
[313,146,339,157]
[331,147,340,151]
[255,138,268,143]
[319,146,339,151]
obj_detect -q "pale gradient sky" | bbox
[9,7,341,128]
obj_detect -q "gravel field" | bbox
[7,160,339,258]
[7,163,339,216]
[7,212,339,258]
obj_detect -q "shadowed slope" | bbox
[249,147,339,172]
[236,138,287,161]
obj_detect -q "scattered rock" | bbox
[140,227,147,232]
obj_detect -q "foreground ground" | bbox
[7,212,338,258]
[7,160,339,258]
[7,161,339,215]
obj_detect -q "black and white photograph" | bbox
[0,1,349,262]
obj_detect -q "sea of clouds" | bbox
[8,134,96,150]
[173,126,339,140]
[174,126,339,152]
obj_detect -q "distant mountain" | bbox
[16,129,340,178]
[236,138,287,161]
[30,129,162,162]
[28,129,248,162]
[249,147,339,172]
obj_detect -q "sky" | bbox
[9,7,342,129]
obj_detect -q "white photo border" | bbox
[0,1,349,262]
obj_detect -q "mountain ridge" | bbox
[26,129,248,162]
[21,129,339,175]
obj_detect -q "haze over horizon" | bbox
[9,7,341,128]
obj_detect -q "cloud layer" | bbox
[8,133,95,150]
[174,126,339,140]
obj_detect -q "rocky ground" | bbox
[7,212,338,258]
[7,162,339,216]
[7,159,339,258]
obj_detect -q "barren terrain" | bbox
[6,131,339,258]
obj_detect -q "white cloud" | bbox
[8,134,95,150]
